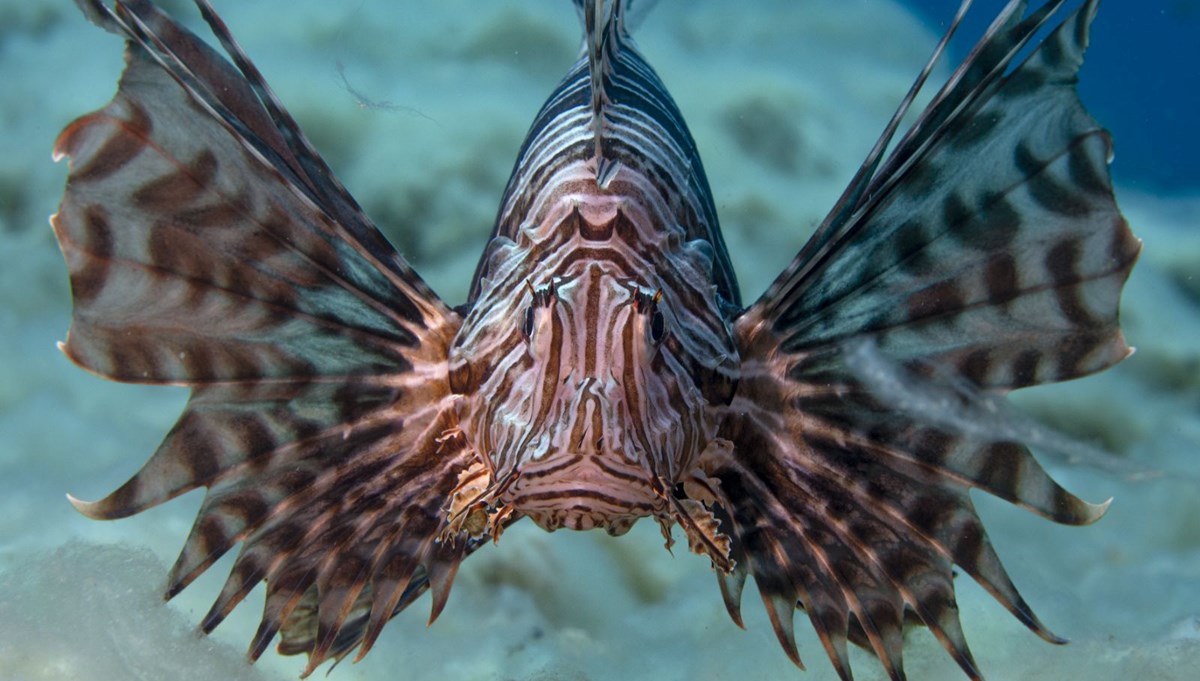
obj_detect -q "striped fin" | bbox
[55,1,477,673]
[718,1,1137,679]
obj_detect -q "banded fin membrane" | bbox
[56,0,484,673]
[718,1,1138,679]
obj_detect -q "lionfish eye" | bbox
[522,306,536,339]
[634,288,666,345]
[522,279,557,340]
[649,309,666,345]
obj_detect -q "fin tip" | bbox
[66,492,102,518]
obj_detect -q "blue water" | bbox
[906,0,1200,194]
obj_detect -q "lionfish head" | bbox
[451,245,734,534]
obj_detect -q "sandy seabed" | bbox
[0,1,1197,680]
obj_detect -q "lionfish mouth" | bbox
[522,498,646,533]
[505,453,664,534]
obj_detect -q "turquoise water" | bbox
[0,2,1196,680]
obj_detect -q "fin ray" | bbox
[56,1,488,672]
[721,2,1131,678]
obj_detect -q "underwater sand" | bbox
[0,1,1197,680]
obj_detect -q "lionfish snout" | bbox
[552,375,620,451]
[499,373,667,533]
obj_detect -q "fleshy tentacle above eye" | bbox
[54,0,479,673]
[717,1,1138,680]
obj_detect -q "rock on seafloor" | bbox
[0,1,1198,680]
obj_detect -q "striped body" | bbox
[52,1,1138,680]
[453,25,737,532]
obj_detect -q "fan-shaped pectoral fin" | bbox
[709,2,1133,677]
[713,351,1013,681]
[54,1,505,674]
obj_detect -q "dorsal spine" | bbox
[585,0,624,188]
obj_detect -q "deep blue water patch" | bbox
[904,0,1200,194]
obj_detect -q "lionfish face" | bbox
[450,236,732,534]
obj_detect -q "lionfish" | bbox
[52,0,1139,678]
